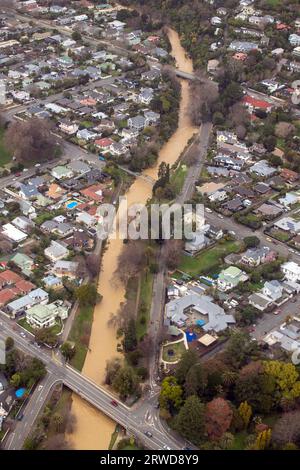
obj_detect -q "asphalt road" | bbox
[0,319,185,451]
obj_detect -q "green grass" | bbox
[270,229,291,242]
[108,425,120,450]
[136,272,153,341]
[162,340,186,362]
[0,128,11,167]
[171,163,188,194]
[68,304,94,371]
[178,240,241,277]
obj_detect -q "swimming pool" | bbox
[15,388,26,398]
[66,201,79,210]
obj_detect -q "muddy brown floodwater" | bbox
[67,28,198,450]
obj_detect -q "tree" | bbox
[234,361,275,413]
[163,239,183,270]
[5,118,58,164]
[263,360,300,401]
[254,429,272,450]
[112,365,139,399]
[174,395,205,445]
[60,342,75,361]
[184,363,207,397]
[35,328,57,347]
[5,337,14,351]
[10,372,21,388]
[71,31,82,41]
[272,411,300,447]
[123,317,137,353]
[105,357,122,386]
[175,350,198,384]
[159,376,183,412]
[238,401,252,429]
[275,122,295,139]
[85,254,100,279]
[116,241,145,286]
[243,236,260,248]
[225,331,257,369]
[75,283,100,307]
[205,398,233,441]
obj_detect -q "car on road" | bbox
[145,431,153,438]
[38,385,43,391]
[35,163,41,168]
[289,248,296,253]
[15,172,22,177]
[273,309,281,315]
[205,207,212,213]
[217,214,224,219]
[111,400,118,407]
[266,237,272,242]
[163,445,171,450]
[17,413,24,421]
[23,168,29,172]
[20,332,26,338]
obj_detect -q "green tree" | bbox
[225,331,257,369]
[175,350,198,384]
[238,401,252,429]
[75,283,101,307]
[174,395,205,446]
[159,376,183,411]
[5,336,14,351]
[60,342,75,361]
[184,363,207,397]
[123,317,137,353]
[112,365,139,399]
[10,372,21,388]
[243,236,260,248]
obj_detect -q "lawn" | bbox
[178,240,241,277]
[162,340,186,362]
[68,304,94,371]
[136,272,153,341]
[171,163,188,195]
[270,229,291,242]
[0,128,11,167]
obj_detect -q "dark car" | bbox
[111,400,118,407]
[17,414,24,421]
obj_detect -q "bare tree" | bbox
[163,239,183,271]
[44,434,72,450]
[115,241,145,286]
[272,411,300,446]
[189,75,219,125]
[5,118,57,164]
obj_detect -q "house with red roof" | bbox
[242,95,273,113]
[95,138,114,150]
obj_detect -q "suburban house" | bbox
[217,266,248,291]
[274,217,300,233]
[10,253,34,277]
[7,288,49,318]
[51,166,73,180]
[241,246,276,267]
[53,260,79,278]
[26,301,69,329]
[44,240,69,262]
[281,261,300,283]
[42,275,63,290]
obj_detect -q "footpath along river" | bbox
[67,28,198,450]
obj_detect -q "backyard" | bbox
[178,239,242,277]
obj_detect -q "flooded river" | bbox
[67,28,197,450]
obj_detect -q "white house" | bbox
[281,261,300,283]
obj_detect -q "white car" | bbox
[205,207,212,213]
[35,163,41,168]
[38,385,43,391]
[23,168,29,172]
[218,214,224,219]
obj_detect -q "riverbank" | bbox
[66,27,198,450]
